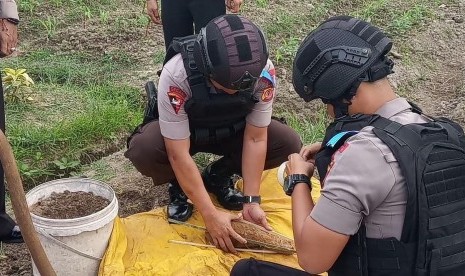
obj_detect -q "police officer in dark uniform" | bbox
[125,15,301,253]
[0,0,22,244]
[231,15,465,275]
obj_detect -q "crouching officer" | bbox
[232,16,465,275]
[125,14,301,253]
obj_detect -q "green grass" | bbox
[2,49,143,187]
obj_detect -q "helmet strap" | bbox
[330,79,360,118]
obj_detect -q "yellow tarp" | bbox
[99,168,322,276]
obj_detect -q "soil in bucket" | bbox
[30,190,110,219]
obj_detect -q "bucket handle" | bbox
[37,229,102,261]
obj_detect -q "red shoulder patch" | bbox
[338,143,350,153]
[167,86,187,114]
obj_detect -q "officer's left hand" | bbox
[287,153,315,176]
[242,203,272,231]
[226,0,243,13]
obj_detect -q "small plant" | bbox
[83,6,92,28]
[53,157,81,172]
[1,68,35,103]
[18,162,52,185]
[38,16,58,39]
[99,9,109,24]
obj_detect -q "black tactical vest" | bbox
[164,36,257,145]
[316,110,465,276]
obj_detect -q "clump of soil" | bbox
[30,190,110,219]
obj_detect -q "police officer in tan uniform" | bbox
[231,16,440,275]
[0,0,22,243]
[126,15,301,253]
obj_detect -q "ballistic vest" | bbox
[316,109,465,276]
[164,36,257,145]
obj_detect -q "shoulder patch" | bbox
[256,68,276,102]
[338,142,350,153]
[168,86,187,114]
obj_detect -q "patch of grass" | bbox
[153,50,165,64]
[282,111,328,145]
[3,75,143,186]
[256,0,268,8]
[80,160,117,182]
[389,4,432,35]
[2,50,136,86]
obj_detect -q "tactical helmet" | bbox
[292,16,394,103]
[193,15,269,91]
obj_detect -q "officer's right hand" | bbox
[146,0,161,24]
[204,210,246,254]
[287,153,315,176]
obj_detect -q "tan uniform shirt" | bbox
[158,53,276,139]
[311,98,430,239]
[0,0,18,20]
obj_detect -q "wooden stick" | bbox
[168,240,281,254]
[168,218,207,230]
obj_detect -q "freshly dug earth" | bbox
[206,219,296,255]
[30,191,110,219]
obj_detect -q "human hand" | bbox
[146,0,161,24]
[287,153,315,176]
[242,203,272,231]
[226,0,243,13]
[299,142,322,162]
[0,19,18,58]
[204,210,246,253]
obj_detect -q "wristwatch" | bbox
[241,195,261,204]
[283,174,311,196]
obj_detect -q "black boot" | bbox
[167,181,193,222]
[0,213,23,243]
[202,158,244,211]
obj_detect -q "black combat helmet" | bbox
[292,16,394,109]
[193,14,269,91]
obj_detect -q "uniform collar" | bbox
[375,97,412,119]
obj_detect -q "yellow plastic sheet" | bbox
[99,168,322,276]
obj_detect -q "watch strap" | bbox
[284,174,311,196]
[242,195,261,204]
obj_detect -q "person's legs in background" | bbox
[189,0,226,33]
[0,72,23,243]
[160,0,194,50]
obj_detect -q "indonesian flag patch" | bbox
[168,86,187,114]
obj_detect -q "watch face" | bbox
[283,176,292,195]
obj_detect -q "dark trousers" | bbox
[161,0,226,50]
[125,119,302,185]
[231,258,314,276]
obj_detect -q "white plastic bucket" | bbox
[25,178,119,276]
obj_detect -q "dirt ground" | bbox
[1,2,464,276]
